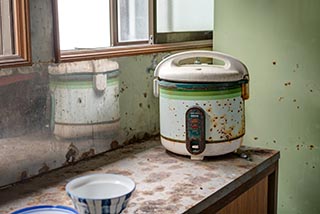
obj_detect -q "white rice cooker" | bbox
[153,51,249,160]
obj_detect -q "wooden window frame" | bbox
[0,0,31,68]
[52,0,212,63]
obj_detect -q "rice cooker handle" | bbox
[170,51,249,77]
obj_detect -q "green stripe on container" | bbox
[160,87,241,96]
[160,92,241,100]
[50,78,119,89]
[160,88,241,100]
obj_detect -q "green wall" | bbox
[214,0,320,213]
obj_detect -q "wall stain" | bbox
[80,148,95,160]
[111,140,120,149]
[65,143,79,163]
[20,171,28,181]
[38,163,50,174]
[296,144,301,150]
[284,82,292,86]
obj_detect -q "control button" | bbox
[192,145,200,149]
[191,118,198,123]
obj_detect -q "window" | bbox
[53,0,213,62]
[0,0,31,67]
[155,0,213,43]
[115,0,149,44]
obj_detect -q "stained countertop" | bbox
[0,138,279,214]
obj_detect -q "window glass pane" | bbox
[157,0,214,33]
[117,0,149,42]
[0,0,14,55]
[58,0,110,50]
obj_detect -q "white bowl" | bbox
[66,174,135,214]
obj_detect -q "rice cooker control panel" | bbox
[186,107,206,155]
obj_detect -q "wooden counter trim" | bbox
[268,162,279,214]
[216,176,268,214]
[200,161,279,214]
[185,152,280,214]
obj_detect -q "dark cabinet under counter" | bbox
[0,139,279,214]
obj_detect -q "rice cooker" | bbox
[153,51,249,160]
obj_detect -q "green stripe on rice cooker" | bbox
[159,87,241,100]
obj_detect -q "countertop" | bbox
[0,139,279,214]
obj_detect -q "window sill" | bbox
[57,40,213,63]
[0,55,32,69]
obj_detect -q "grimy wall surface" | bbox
[214,0,320,213]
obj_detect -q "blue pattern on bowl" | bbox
[69,193,133,214]
[66,174,135,214]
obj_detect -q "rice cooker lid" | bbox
[154,51,249,83]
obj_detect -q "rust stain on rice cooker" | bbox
[153,51,249,159]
